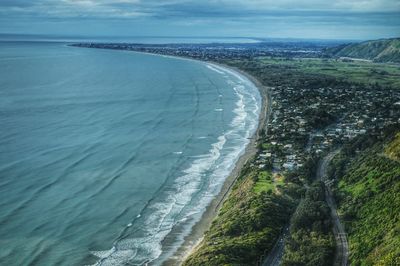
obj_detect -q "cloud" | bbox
[64,0,140,6]
[0,0,398,39]
[1,0,399,19]
[0,0,148,19]
[223,0,400,12]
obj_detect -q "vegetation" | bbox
[325,38,400,63]
[303,108,336,129]
[329,126,400,266]
[385,132,400,162]
[240,57,400,88]
[253,170,274,194]
[183,44,400,265]
[183,163,297,266]
[184,56,399,266]
[282,181,335,266]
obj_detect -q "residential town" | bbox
[256,83,399,175]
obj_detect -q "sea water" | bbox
[0,41,260,265]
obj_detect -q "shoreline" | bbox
[71,43,271,265]
[162,62,271,266]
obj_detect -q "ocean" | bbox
[0,41,260,265]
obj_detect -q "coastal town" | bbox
[72,41,330,60]
[256,82,399,176]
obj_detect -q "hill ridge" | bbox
[326,38,400,63]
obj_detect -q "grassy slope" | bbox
[325,38,400,63]
[385,133,400,162]
[183,165,297,266]
[330,128,400,266]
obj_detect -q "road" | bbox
[262,150,349,266]
[317,150,349,266]
[261,227,288,266]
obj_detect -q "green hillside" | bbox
[328,126,400,265]
[326,38,400,63]
[183,165,297,266]
[282,181,335,266]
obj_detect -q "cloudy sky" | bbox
[1,0,399,40]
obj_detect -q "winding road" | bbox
[262,150,349,266]
[317,150,349,266]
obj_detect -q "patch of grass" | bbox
[253,171,286,194]
[261,143,272,150]
[342,181,365,198]
[254,171,274,193]
[385,133,400,161]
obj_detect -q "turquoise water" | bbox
[0,42,260,265]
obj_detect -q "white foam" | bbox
[91,63,261,266]
[206,63,249,85]
[206,64,225,75]
[91,246,116,259]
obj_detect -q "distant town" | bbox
[72,41,330,60]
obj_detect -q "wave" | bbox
[90,63,260,266]
[206,65,226,75]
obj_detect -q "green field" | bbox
[253,171,285,194]
[257,57,400,88]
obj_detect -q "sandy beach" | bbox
[163,62,271,266]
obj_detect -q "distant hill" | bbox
[325,38,400,63]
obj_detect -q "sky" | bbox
[0,0,399,40]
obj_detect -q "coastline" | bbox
[162,62,271,266]
[72,43,271,265]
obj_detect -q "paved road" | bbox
[261,227,288,266]
[318,150,349,266]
